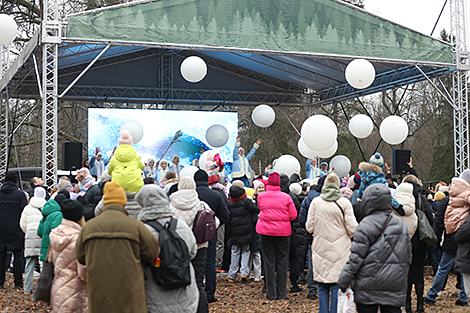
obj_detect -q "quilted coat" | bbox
[256,185,297,237]
[228,186,260,245]
[108,144,144,193]
[20,196,46,257]
[50,219,87,313]
[37,200,63,261]
[392,183,418,238]
[338,184,412,307]
[142,217,199,313]
[305,183,357,284]
[170,189,217,249]
[444,178,470,234]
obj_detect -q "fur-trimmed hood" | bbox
[358,162,382,173]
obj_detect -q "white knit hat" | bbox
[118,129,133,145]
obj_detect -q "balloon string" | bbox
[338,102,366,162]
[278,107,301,137]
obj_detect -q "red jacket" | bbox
[256,185,297,236]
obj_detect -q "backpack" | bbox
[193,205,217,244]
[145,218,191,290]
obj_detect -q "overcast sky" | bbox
[362,0,466,43]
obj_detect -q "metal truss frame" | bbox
[451,0,470,175]
[41,0,61,186]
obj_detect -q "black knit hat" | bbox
[194,169,208,182]
[61,199,84,222]
[5,172,18,184]
[54,193,67,206]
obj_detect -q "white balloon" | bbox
[298,137,318,159]
[179,165,199,178]
[251,104,275,128]
[313,140,338,158]
[329,155,351,178]
[205,124,228,147]
[0,14,17,45]
[349,114,373,139]
[273,155,301,177]
[345,59,376,89]
[120,120,144,144]
[301,115,337,151]
[379,115,409,145]
[198,151,210,171]
[180,56,207,83]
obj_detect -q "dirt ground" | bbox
[0,267,468,312]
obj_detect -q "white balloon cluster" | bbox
[0,14,17,45]
[349,114,373,139]
[330,155,351,178]
[273,155,301,177]
[380,115,408,145]
[345,59,376,89]
[180,56,207,83]
[120,120,144,144]
[252,104,275,128]
[205,124,228,147]
[300,115,338,157]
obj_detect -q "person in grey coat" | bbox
[454,213,470,298]
[338,184,412,313]
[136,184,199,313]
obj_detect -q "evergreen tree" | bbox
[241,16,254,47]
[297,6,308,36]
[187,16,201,44]
[156,14,171,42]
[206,18,219,45]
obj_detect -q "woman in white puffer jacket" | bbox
[20,188,47,294]
[392,182,418,238]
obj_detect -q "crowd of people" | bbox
[1,130,470,313]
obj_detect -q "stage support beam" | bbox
[41,0,61,187]
[451,0,470,175]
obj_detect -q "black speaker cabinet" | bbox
[62,142,83,170]
[393,150,411,175]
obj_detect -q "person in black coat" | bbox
[402,175,434,313]
[454,213,470,299]
[226,185,259,282]
[194,170,230,304]
[0,172,28,289]
[280,174,303,293]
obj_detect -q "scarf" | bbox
[230,192,247,203]
[320,183,343,202]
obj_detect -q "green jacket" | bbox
[37,200,63,261]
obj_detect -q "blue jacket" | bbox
[305,159,321,180]
[168,164,184,177]
[298,189,321,226]
[89,154,109,178]
[232,142,259,179]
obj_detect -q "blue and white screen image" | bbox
[88,108,239,167]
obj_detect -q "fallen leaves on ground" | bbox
[0,267,467,312]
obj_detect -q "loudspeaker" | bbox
[62,142,83,170]
[393,150,411,175]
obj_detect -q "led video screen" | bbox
[88,108,239,168]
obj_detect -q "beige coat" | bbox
[306,196,357,284]
[393,185,418,238]
[50,219,87,313]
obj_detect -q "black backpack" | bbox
[145,218,191,290]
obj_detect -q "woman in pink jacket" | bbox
[49,199,87,313]
[256,172,297,300]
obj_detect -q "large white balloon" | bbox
[180,56,207,83]
[313,140,338,158]
[205,124,228,147]
[273,155,301,177]
[120,120,143,144]
[329,155,351,178]
[198,151,210,171]
[379,115,409,145]
[301,115,337,151]
[345,59,376,89]
[0,14,17,45]
[179,165,199,178]
[252,104,275,128]
[298,137,318,159]
[349,114,373,139]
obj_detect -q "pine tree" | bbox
[297,6,307,36]
[206,18,219,45]
[305,22,319,51]
[187,16,201,44]
[156,14,171,42]
[241,15,254,47]
[134,9,146,41]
